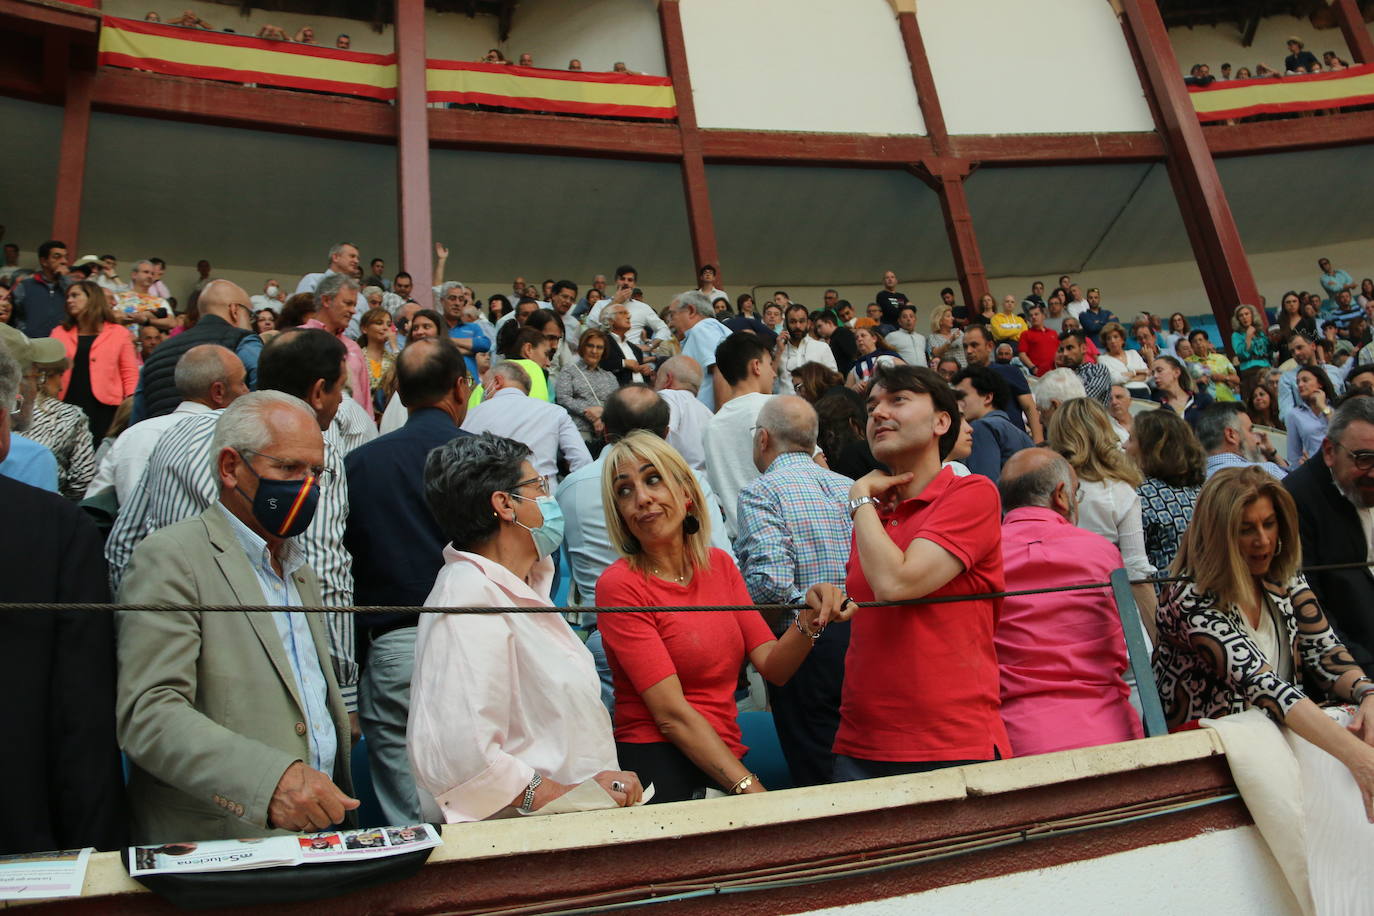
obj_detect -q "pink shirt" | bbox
[995,506,1142,756]
[407,549,617,822]
[302,318,373,418]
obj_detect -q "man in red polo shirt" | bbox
[1018,303,1059,377]
[825,363,1011,780]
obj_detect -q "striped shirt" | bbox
[29,396,96,501]
[105,410,359,704]
[735,451,854,633]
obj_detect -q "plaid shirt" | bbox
[735,451,854,634]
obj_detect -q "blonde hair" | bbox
[930,304,953,334]
[1172,467,1300,608]
[1047,397,1143,486]
[599,431,711,575]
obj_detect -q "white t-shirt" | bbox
[660,387,713,472]
[703,392,771,540]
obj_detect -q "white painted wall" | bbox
[502,0,665,76]
[1168,15,1353,77]
[679,0,925,135]
[920,0,1154,135]
[805,826,1301,915]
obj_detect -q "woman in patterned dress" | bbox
[1154,467,1374,818]
[1129,409,1205,574]
[27,339,96,500]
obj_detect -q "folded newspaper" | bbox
[129,825,441,877]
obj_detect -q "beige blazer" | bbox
[115,503,353,844]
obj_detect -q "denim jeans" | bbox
[358,627,421,825]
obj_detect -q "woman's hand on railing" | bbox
[804,583,853,627]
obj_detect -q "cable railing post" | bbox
[1110,567,1167,737]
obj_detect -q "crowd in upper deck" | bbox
[5,232,1374,856]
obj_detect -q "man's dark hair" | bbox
[370,257,384,267]
[962,323,993,345]
[397,338,467,408]
[394,270,413,284]
[1343,363,1374,393]
[774,290,790,300]
[551,279,577,298]
[898,304,917,318]
[258,328,346,398]
[715,332,770,386]
[698,264,716,276]
[1058,328,1087,345]
[516,296,540,310]
[614,264,636,280]
[784,303,809,321]
[149,257,166,268]
[1188,328,1211,345]
[524,308,563,337]
[38,240,66,260]
[869,364,960,460]
[813,310,837,327]
[3,243,19,253]
[953,365,1009,413]
[602,384,671,440]
[940,286,955,297]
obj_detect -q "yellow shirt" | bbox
[990,313,1028,342]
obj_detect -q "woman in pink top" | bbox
[994,448,1143,756]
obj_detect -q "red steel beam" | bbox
[947,131,1165,165]
[51,60,92,249]
[1333,0,1374,65]
[701,129,933,165]
[658,0,719,281]
[91,68,395,140]
[1205,108,1374,157]
[394,0,432,295]
[895,9,948,154]
[0,0,99,33]
[914,160,990,311]
[1118,0,1258,339]
[428,107,682,159]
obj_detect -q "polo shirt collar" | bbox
[1003,505,1069,527]
[887,464,956,518]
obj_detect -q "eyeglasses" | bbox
[239,448,331,482]
[1337,442,1374,471]
[508,475,550,497]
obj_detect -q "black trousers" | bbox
[616,741,724,804]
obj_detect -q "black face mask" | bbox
[236,453,320,538]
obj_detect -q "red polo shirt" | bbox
[835,467,1011,763]
[1019,326,1060,377]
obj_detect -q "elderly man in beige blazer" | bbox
[116,391,357,844]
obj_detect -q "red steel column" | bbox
[395,0,433,296]
[1118,0,1259,339]
[52,60,93,249]
[895,4,989,308]
[658,0,720,279]
[1333,0,1374,65]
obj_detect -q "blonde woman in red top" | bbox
[49,279,139,443]
[596,431,846,802]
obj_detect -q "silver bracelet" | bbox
[519,772,542,814]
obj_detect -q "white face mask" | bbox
[266,284,280,298]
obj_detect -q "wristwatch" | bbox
[846,496,878,518]
[518,773,542,814]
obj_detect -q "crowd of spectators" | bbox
[6,235,1374,860]
[1184,36,1354,85]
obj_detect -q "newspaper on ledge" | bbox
[0,848,93,900]
[128,825,441,877]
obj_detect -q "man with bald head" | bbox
[736,395,853,785]
[99,344,248,504]
[134,278,255,421]
[344,338,474,826]
[994,448,1142,756]
[655,354,713,471]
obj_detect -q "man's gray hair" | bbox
[1033,368,1086,410]
[1330,394,1374,445]
[209,390,315,474]
[1194,402,1247,453]
[173,345,240,401]
[490,360,531,394]
[424,432,531,551]
[328,241,356,259]
[439,281,465,301]
[316,272,360,305]
[659,355,702,393]
[756,395,818,454]
[675,290,713,317]
[0,345,20,419]
[999,451,1075,512]
[132,259,154,272]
